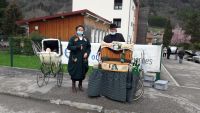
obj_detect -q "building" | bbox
[17,9,111,41]
[136,7,149,44]
[146,32,153,44]
[133,0,140,43]
[72,0,137,43]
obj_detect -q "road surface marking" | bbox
[180,86,200,90]
[162,64,180,87]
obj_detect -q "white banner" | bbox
[61,42,162,72]
[61,42,70,64]
[61,42,101,65]
[133,45,162,72]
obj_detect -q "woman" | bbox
[163,47,167,58]
[67,25,91,92]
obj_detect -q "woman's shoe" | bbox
[72,86,77,93]
[72,81,77,93]
[78,81,84,92]
[78,85,84,91]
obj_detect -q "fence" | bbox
[0,36,41,69]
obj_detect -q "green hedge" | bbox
[30,31,43,50]
[22,37,34,55]
[178,42,200,50]
[11,32,43,55]
[12,37,21,54]
[192,43,200,50]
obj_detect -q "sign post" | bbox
[9,37,13,67]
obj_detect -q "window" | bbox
[113,18,121,28]
[35,26,39,30]
[102,32,106,40]
[99,31,103,42]
[91,29,95,43]
[95,30,99,43]
[114,0,123,10]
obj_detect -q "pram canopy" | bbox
[38,39,62,65]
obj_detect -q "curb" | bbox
[0,91,136,113]
[0,91,104,112]
[50,99,103,112]
[0,65,40,71]
[0,66,91,76]
[0,91,49,103]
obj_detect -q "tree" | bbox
[171,25,191,45]
[163,19,173,47]
[0,0,8,34]
[184,12,200,42]
[177,9,200,43]
[148,16,167,28]
[2,0,23,36]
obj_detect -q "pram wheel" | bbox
[37,72,44,87]
[57,66,63,87]
[51,63,59,77]
[44,73,50,85]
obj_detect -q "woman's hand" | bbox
[84,53,88,58]
[108,43,113,48]
[80,45,83,50]
[76,45,83,50]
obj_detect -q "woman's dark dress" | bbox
[67,35,91,81]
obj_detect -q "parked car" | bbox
[193,56,200,63]
[193,51,200,63]
[184,50,196,61]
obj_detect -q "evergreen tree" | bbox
[178,9,200,43]
[148,16,167,28]
[0,0,8,34]
[2,0,23,36]
[163,19,173,47]
[184,11,200,42]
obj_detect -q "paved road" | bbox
[0,58,200,113]
[0,94,97,113]
[162,57,200,88]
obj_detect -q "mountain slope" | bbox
[7,0,72,19]
[141,0,200,26]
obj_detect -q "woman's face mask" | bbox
[77,31,83,36]
[110,32,116,35]
[76,27,84,36]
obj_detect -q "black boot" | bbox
[78,80,84,91]
[72,80,77,93]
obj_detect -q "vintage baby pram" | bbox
[36,39,63,87]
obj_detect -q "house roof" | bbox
[16,9,111,25]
